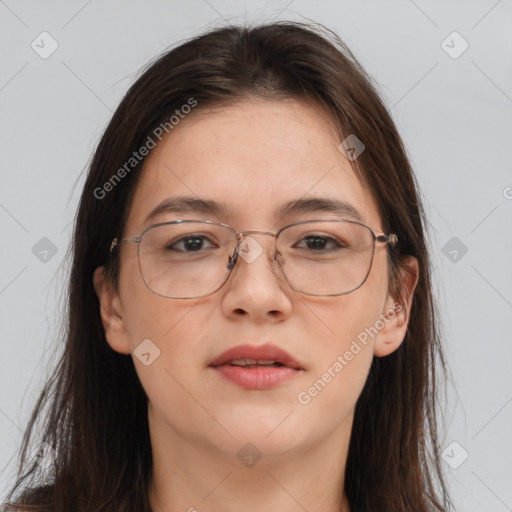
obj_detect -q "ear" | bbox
[374,256,419,357]
[93,266,131,355]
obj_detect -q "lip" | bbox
[209,343,303,369]
[209,343,304,390]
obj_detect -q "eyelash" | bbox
[168,234,345,252]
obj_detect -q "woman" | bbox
[2,21,453,512]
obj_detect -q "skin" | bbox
[93,97,418,512]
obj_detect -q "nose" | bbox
[220,233,293,322]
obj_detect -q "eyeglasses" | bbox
[109,219,398,299]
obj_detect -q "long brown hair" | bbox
[2,21,453,512]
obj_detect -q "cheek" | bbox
[123,295,205,359]
[295,256,388,409]
[293,302,379,432]
[124,298,208,421]
[302,255,388,358]
[119,263,211,368]
[118,249,180,340]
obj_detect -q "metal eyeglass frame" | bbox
[109,219,398,299]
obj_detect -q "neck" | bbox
[147,405,354,512]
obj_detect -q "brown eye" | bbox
[295,235,344,251]
[167,235,215,252]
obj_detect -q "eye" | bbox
[167,235,216,252]
[295,235,345,251]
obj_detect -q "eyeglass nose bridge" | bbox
[236,230,277,243]
[227,229,280,271]
[236,229,277,240]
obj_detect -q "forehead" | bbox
[125,97,381,233]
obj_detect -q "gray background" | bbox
[1,1,511,510]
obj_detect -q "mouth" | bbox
[220,358,287,368]
[209,343,303,369]
[209,343,304,390]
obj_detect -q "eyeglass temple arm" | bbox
[376,233,398,247]
[109,236,140,253]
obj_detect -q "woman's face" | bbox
[95,97,416,464]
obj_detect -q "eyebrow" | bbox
[144,195,364,224]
